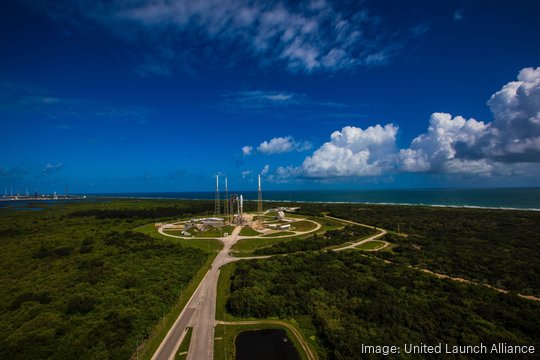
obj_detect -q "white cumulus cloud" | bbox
[486,66,540,162]
[242,145,253,156]
[400,67,540,174]
[297,124,398,178]
[398,113,490,173]
[257,136,311,154]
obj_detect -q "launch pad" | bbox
[157,173,317,239]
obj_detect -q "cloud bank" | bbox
[274,67,540,180]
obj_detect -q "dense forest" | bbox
[225,252,540,360]
[68,201,214,220]
[290,202,540,297]
[253,225,375,255]
[0,199,214,360]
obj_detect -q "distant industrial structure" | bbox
[210,173,265,226]
[156,174,307,239]
[1,184,84,201]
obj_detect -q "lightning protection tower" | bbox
[214,174,220,217]
[224,177,229,222]
[257,174,263,217]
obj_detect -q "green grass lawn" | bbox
[291,220,317,232]
[136,223,223,252]
[231,236,305,255]
[175,327,193,360]
[355,240,386,250]
[314,216,346,232]
[216,263,236,322]
[195,225,235,238]
[239,226,261,236]
[261,231,295,237]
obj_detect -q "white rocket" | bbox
[216,174,219,191]
[240,194,243,215]
[258,174,261,191]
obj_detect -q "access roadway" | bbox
[153,215,388,360]
[151,225,242,360]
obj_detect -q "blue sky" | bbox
[1,0,540,194]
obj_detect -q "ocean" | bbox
[85,188,540,211]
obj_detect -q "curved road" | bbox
[158,218,321,240]
[325,215,389,251]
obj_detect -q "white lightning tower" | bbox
[224,177,229,222]
[214,174,220,217]
[257,174,263,217]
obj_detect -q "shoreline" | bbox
[2,193,539,212]
[63,195,540,212]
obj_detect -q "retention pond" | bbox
[235,329,300,360]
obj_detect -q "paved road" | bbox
[152,225,242,360]
[186,226,242,360]
[324,215,388,251]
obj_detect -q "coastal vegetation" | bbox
[0,199,217,360]
[293,202,540,297]
[223,252,540,360]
